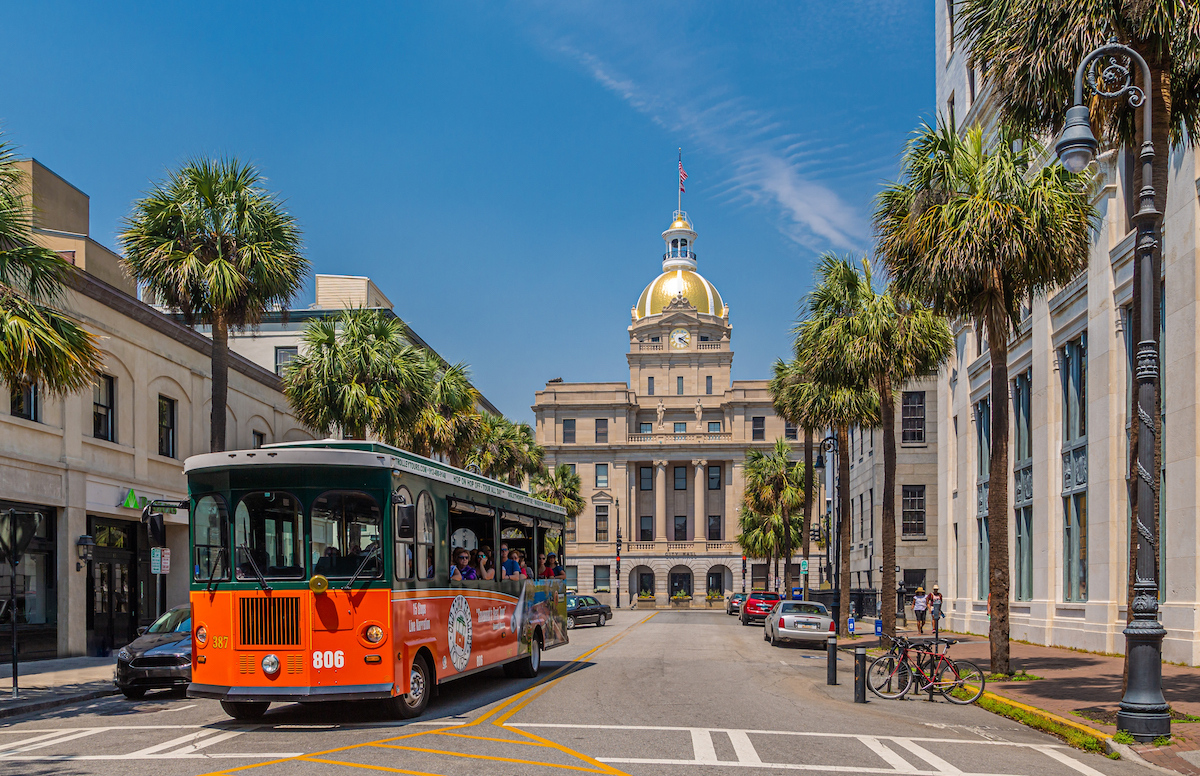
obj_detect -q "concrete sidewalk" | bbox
[0,656,119,718]
[914,633,1200,775]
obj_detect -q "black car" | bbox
[567,595,611,629]
[114,605,191,699]
[726,592,747,615]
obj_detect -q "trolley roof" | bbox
[183,440,567,517]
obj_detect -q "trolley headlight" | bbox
[364,625,384,644]
[195,626,208,646]
[261,654,280,675]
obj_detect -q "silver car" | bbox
[763,601,834,647]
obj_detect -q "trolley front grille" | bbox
[239,596,302,646]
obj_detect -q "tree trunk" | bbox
[838,424,852,636]
[986,323,1012,675]
[880,375,897,638]
[782,505,792,600]
[803,430,813,597]
[210,317,229,452]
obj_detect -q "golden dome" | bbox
[670,217,691,230]
[635,269,725,319]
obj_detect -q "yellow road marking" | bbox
[301,757,444,776]
[432,729,550,747]
[197,612,658,776]
[372,742,607,772]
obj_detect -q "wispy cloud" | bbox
[523,9,866,251]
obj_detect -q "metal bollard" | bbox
[854,646,867,703]
[827,635,838,685]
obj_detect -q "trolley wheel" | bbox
[867,654,912,700]
[391,653,431,719]
[220,701,270,720]
[566,615,576,630]
[507,635,542,679]
[121,688,146,700]
[941,660,985,705]
[596,614,606,627]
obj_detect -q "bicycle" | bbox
[867,634,985,704]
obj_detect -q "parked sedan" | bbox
[739,591,782,625]
[567,595,611,629]
[114,605,191,699]
[764,601,835,647]
[726,593,747,616]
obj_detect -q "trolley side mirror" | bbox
[396,504,416,540]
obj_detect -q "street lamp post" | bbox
[1056,39,1169,741]
[813,434,839,623]
[615,498,622,610]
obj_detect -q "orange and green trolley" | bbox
[182,441,568,720]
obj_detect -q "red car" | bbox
[740,591,783,626]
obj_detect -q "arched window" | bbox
[671,239,679,249]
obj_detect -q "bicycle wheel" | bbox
[940,660,985,704]
[867,654,912,699]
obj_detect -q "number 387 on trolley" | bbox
[181,441,569,721]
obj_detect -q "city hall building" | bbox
[533,211,792,606]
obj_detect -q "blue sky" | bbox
[2,2,933,422]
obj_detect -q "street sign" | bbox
[800,559,808,573]
[151,547,161,574]
[875,619,882,637]
[848,616,855,635]
[160,548,170,574]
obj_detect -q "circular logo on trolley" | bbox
[447,595,473,672]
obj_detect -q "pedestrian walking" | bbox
[912,587,928,635]
[929,584,944,637]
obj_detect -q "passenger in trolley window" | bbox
[475,548,495,580]
[450,549,478,581]
[543,553,566,580]
[502,549,523,580]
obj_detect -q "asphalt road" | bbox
[0,610,1147,776]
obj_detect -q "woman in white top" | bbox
[912,587,928,634]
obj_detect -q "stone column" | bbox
[692,460,707,542]
[654,460,668,540]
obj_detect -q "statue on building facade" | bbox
[656,400,665,428]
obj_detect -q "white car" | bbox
[763,601,835,647]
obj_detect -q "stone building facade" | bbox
[935,2,1200,664]
[845,375,941,607]
[1,160,312,659]
[533,211,791,607]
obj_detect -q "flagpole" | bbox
[678,148,682,213]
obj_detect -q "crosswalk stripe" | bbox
[727,730,762,764]
[860,736,915,771]
[165,730,246,756]
[1037,745,1109,776]
[130,729,222,756]
[894,739,962,775]
[0,730,76,752]
[691,728,718,762]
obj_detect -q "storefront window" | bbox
[0,503,57,660]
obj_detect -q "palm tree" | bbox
[735,506,777,589]
[530,463,586,521]
[403,352,481,466]
[875,121,1093,673]
[772,362,879,635]
[742,439,805,599]
[802,253,953,637]
[467,414,545,485]
[0,135,102,395]
[283,308,426,440]
[121,158,307,451]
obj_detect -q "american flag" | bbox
[679,161,688,192]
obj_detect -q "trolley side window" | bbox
[234,492,304,579]
[416,491,436,580]
[500,511,535,579]
[312,491,383,578]
[448,499,497,584]
[193,495,229,582]
[394,485,415,580]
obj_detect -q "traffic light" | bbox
[741,555,747,574]
[143,510,165,547]
[810,527,821,542]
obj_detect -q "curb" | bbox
[1105,740,1181,775]
[978,690,1112,744]
[0,687,120,720]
